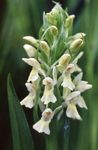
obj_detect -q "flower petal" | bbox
[23,44,36,57]
[22,58,40,68]
[73,72,83,85]
[66,103,82,120]
[20,93,35,108]
[75,96,88,109]
[61,73,75,90]
[41,90,57,105]
[66,91,80,102]
[27,69,39,82]
[76,81,92,93]
[33,119,50,135]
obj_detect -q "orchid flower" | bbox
[41,77,57,105]
[33,108,53,135]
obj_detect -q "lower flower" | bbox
[33,108,53,135]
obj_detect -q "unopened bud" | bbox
[45,4,62,25]
[73,33,86,40]
[46,13,57,25]
[70,39,84,52]
[65,15,75,28]
[50,26,58,36]
[23,44,36,57]
[57,54,71,72]
[23,36,38,47]
[40,41,50,56]
[59,54,71,66]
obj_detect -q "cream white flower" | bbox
[22,58,46,82]
[66,103,82,120]
[20,82,36,108]
[23,36,38,48]
[65,91,82,120]
[61,73,75,90]
[41,77,57,105]
[65,90,89,120]
[73,95,88,109]
[61,64,75,90]
[23,44,37,57]
[73,72,92,93]
[61,52,84,91]
[33,108,53,135]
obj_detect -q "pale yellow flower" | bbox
[61,52,84,91]
[66,103,82,120]
[20,82,36,108]
[65,91,82,120]
[61,73,75,90]
[41,77,57,105]
[23,44,37,57]
[61,64,75,90]
[64,89,89,120]
[22,58,45,82]
[33,108,53,135]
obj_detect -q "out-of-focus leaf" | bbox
[7,74,34,150]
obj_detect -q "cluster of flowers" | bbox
[20,3,92,135]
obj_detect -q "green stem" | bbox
[45,117,70,150]
[45,135,58,150]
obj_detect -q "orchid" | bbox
[20,82,36,108]
[22,58,45,82]
[41,77,57,105]
[20,3,92,135]
[33,108,53,135]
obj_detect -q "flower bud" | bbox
[50,25,58,36]
[72,33,86,40]
[59,54,71,66]
[46,13,57,25]
[57,54,71,73]
[23,44,36,57]
[23,36,39,47]
[45,3,63,26]
[40,41,50,56]
[70,39,84,52]
[65,15,75,28]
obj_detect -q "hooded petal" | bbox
[22,58,41,68]
[23,44,36,57]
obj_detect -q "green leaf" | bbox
[7,74,34,150]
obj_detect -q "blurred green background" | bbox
[0,0,98,150]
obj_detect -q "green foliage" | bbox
[7,74,34,150]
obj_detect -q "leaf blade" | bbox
[7,74,34,150]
